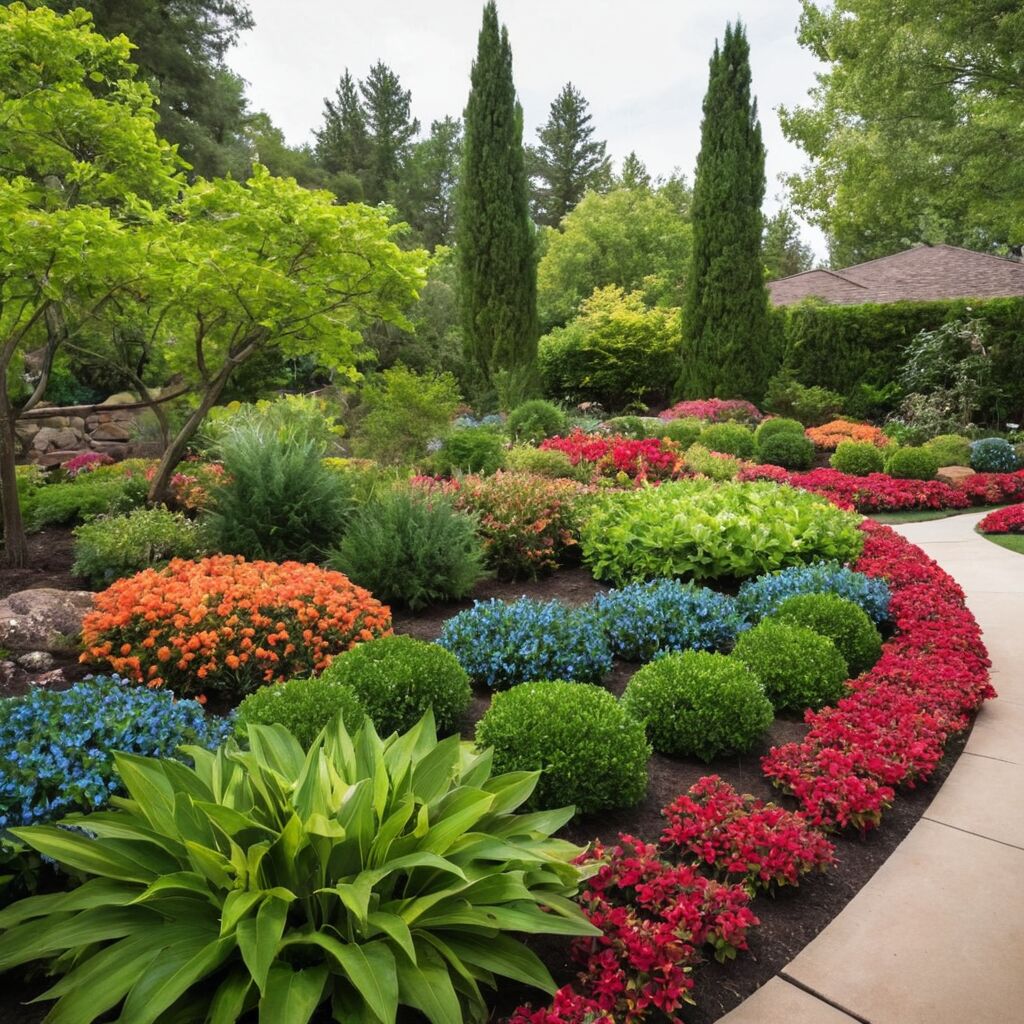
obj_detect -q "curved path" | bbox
[720,510,1024,1024]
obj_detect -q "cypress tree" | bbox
[456,1,537,389]
[676,22,770,401]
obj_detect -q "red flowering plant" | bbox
[540,431,682,483]
[977,503,1024,533]
[61,451,114,477]
[660,776,835,894]
[507,987,614,1024]
[658,399,762,424]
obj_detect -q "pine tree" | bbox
[394,116,462,249]
[618,151,651,190]
[360,61,420,205]
[456,2,537,389]
[763,206,814,280]
[529,83,611,227]
[677,22,771,402]
[315,70,371,198]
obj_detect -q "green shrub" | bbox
[923,433,972,467]
[771,593,883,676]
[731,621,849,712]
[756,432,814,470]
[581,480,865,584]
[432,426,506,475]
[0,714,596,1024]
[883,445,940,480]
[22,475,146,531]
[321,635,472,736]
[506,398,569,444]
[697,422,756,459]
[71,507,209,587]
[683,444,742,481]
[655,416,704,447]
[969,436,1019,472]
[602,415,652,439]
[622,651,773,760]
[754,417,805,445]
[236,676,365,748]
[763,373,845,425]
[830,440,885,475]
[328,487,485,610]
[475,681,650,814]
[505,444,580,479]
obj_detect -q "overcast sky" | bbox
[227,0,825,256]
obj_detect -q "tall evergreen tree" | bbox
[360,61,420,205]
[617,151,651,190]
[456,2,537,388]
[762,206,814,280]
[529,82,611,227]
[677,22,770,402]
[394,116,462,249]
[315,70,371,201]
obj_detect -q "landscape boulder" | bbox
[936,466,976,485]
[0,589,95,653]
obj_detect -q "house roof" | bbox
[769,244,1024,307]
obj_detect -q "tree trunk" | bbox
[0,386,28,569]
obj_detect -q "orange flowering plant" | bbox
[805,419,891,451]
[80,555,391,698]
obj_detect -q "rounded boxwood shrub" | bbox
[883,446,940,480]
[236,676,364,749]
[771,593,883,676]
[829,440,885,476]
[754,417,805,445]
[475,681,650,813]
[657,416,704,448]
[970,437,1019,473]
[756,432,814,470]
[697,422,756,460]
[321,635,471,736]
[438,597,612,688]
[505,444,579,479]
[923,433,972,467]
[732,621,849,712]
[591,579,745,661]
[621,650,773,761]
[432,426,506,476]
[506,399,569,444]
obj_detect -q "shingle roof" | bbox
[769,244,1024,307]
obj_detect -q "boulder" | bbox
[0,589,95,653]
[16,651,55,672]
[100,391,137,406]
[937,465,976,485]
[36,449,82,468]
[90,421,133,442]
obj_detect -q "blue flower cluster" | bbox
[438,597,612,688]
[736,562,891,625]
[969,437,1019,473]
[592,579,747,662]
[453,413,505,429]
[0,676,233,829]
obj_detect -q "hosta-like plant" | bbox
[0,713,596,1024]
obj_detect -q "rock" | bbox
[32,427,59,450]
[16,651,55,672]
[937,465,976,484]
[32,415,70,430]
[36,449,82,468]
[0,589,95,654]
[31,669,66,688]
[90,421,133,442]
[100,391,138,406]
[89,440,133,457]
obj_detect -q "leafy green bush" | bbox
[506,398,569,444]
[505,444,580,479]
[763,373,845,425]
[883,445,940,480]
[830,439,885,475]
[321,635,472,736]
[923,433,972,467]
[731,621,849,712]
[206,417,355,562]
[756,432,814,470]
[72,507,209,587]
[754,417,805,445]
[432,426,506,475]
[202,394,345,455]
[581,480,864,584]
[475,681,650,814]
[22,475,146,531]
[771,593,883,676]
[601,415,651,439]
[236,676,365,748]
[328,487,485,610]
[656,416,704,447]
[697,422,756,459]
[622,651,773,760]
[682,444,742,480]
[0,714,596,1023]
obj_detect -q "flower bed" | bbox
[540,430,681,481]
[658,399,762,424]
[805,419,890,450]
[977,503,1024,534]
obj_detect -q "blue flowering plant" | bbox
[969,437,1019,473]
[736,562,891,625]
[592,579,747,661]
[438,597,613,688]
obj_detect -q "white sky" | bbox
[227,0,826,257]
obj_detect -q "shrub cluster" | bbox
[970,437,1019,473]
[771,593,882,676]
[439,597,612,688]
[506,398,569,443]
[80,555,392,697]
[540,430,680,481]
[754,417,804,445]
[806,419,890,450]
[656,416,704,447]
[923,433,972,467]
[883,446,939,481]
[235,676,364,749]
[756,431,814,470]
[682,443,742,480]
[475,681,650,814]
[697,422,756,460]
[432,425,506,475]
[763,375,845,425]
[505,444,579,479]
[22,474,147,531]
[830,439,885,475]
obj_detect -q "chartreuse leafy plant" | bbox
[0,712,597,1024]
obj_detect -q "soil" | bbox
[0,528,89,601]
[0,551,979,1024]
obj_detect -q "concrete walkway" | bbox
[720,510,1024,1024]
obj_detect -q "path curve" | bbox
[719,510,1024,1024]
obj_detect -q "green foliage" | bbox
[762,206,814,281]
[731,621,849,712]
[353,365,462,466]
[457,2,538,386]
[538,286,681,409]
[0,713,596,1023]
[771,593,883,676]
[678,22,771,402]
[923,433,972,467]
[23,476,146,532]
[830,440,885,475]
[763,373,845,426]
[754,417,805,444]
[328,487,485,610]
[202,395,345,456]
[236,677,365,749]
[506,399,569,444]
[756,431,814,470]
[432,427,506,476]
[697,423,756,459]
[656,417,704,447]
[72,507,209,588]
[682,444,741,481]
[475,681,649,814]
[394,117,462,249]
[581,480,864,584]
[505,445,579,479]
[622,650,773,760]
[322,636,472,737]
[883,446,940,481]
